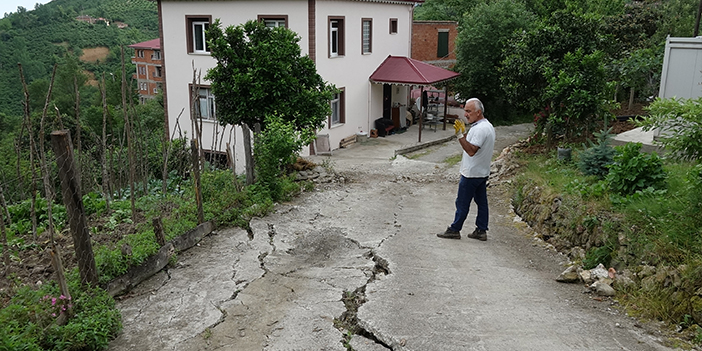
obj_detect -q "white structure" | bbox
[659,36,702,100]
[156,0,417,166]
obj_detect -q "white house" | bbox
[155,0,419,167]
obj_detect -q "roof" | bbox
[128,38,160,50]
[369,55,460,86]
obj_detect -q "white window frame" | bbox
[197,88,216,120]
[192,21,210,53]
[362,18,372,54]
[152,50,161,60]
[330,93,340,125]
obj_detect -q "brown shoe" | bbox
[437,228,461,239]
[467,229,487,241]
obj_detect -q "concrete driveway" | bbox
[108,121,676,351]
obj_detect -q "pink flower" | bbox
[51,298,56,306]
[52,313,56,317]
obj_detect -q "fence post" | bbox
[51,130,98,286]
[153,217,165,247]
[191,139,205,224]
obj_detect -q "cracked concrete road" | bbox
[108,122,676,351]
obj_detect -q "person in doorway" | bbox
[437,98,495,241]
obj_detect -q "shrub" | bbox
[578,128,616,178]
[640,97,702,161]
[254,115,306,201]
[0,276,121,351]
[606,142,667,196]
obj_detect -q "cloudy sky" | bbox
[1,0,52,18]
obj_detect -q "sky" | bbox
[1,0,52,17]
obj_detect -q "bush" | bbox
[254,115,306,201]
[606,142,667,196]
[578,128,616,178]
[0,276,121,351]
[640,97,702,161]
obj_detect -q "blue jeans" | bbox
[449,176,488,232]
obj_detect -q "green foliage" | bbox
[609,46,663,102]
[639,97,702,162]
[206,19,336,136]
[582,245,613,269]
[453,0,536,122]
[0,277,121,351]
[414,0,481,21]
[578,128,615,178]
[541,49,612,140]
[606,142,667,196]
[254,115,307,201]
[501,10,611,125]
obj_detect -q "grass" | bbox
[512,145,702,340]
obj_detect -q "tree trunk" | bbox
[191,139,205,224]
[0,202,8,277]
[121,46,137,224]
[100,74,111,213]
[51,130,99,286]
[243,124,254,185]
[628,87,635,111]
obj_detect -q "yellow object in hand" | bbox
[454,119,466,138]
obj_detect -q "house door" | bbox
[382,84,392,119]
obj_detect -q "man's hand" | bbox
[454,119,466,139]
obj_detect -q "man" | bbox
[437,98,495,241]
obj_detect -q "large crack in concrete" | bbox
[335,248,393,350]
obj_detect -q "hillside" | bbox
[0,0,158,117]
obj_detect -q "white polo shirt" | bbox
[460,118,495,178]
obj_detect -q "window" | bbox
[186,16,212,53]
[196,87,216,120]
[154,66,162,78]
[362,18,372,54]
[152,50,161,60]
[258,15,288,28]
[138,66,146,75]
[329,17,345,57]
[137,50,144,58]
[329,88,345,126]
[140,82,147,91]
[389,18,398,34]
[437,30,449,57]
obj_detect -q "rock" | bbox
[591,281,616,297]
[578,268,593,285]
[614,274,636,290]
[591,264,609,280]
[637,265,656,279]
[557,265,580,283]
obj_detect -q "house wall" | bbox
[160,0,413,168]
[131,47,163,102]
[314,0,413,141]
[411,21,457,68]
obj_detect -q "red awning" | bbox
[369,55,459,86]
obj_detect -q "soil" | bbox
[0,210,150,306]
[79,47,110,63]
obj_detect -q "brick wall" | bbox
[411,21,458,68]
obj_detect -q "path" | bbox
[108,122,675,351]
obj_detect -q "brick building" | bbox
[411,21,458,68]
[128,38,163,103]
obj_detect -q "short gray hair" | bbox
[466,98,484,114]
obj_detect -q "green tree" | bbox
[501,10,609,108]
[453,0,536,122]
[413,0,481,21]
[206,19,336,136]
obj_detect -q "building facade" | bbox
[156,0,417,165]
[128,38,163,103]
[411,20,458,69]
